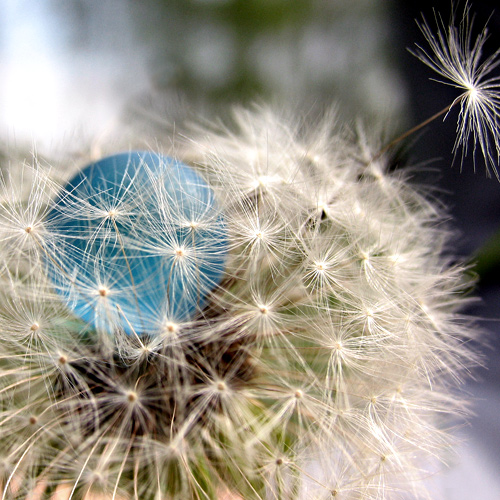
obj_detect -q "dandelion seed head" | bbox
[0,103,483,499]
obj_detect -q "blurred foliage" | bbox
[151,0,313,102]
[474,228,500,286]
[205,0,313,28]
[127,0,404,121]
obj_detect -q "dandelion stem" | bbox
[374,101,456,160]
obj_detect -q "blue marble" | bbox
[46,151,227,335]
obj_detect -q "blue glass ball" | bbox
[46,151,227,336]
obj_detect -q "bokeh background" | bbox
[0,0,499,498]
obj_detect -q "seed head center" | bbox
[165,322,177,333]
[127,391,138,403]
[467,85,480,102]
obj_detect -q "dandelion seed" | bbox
[412,5,500,179]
